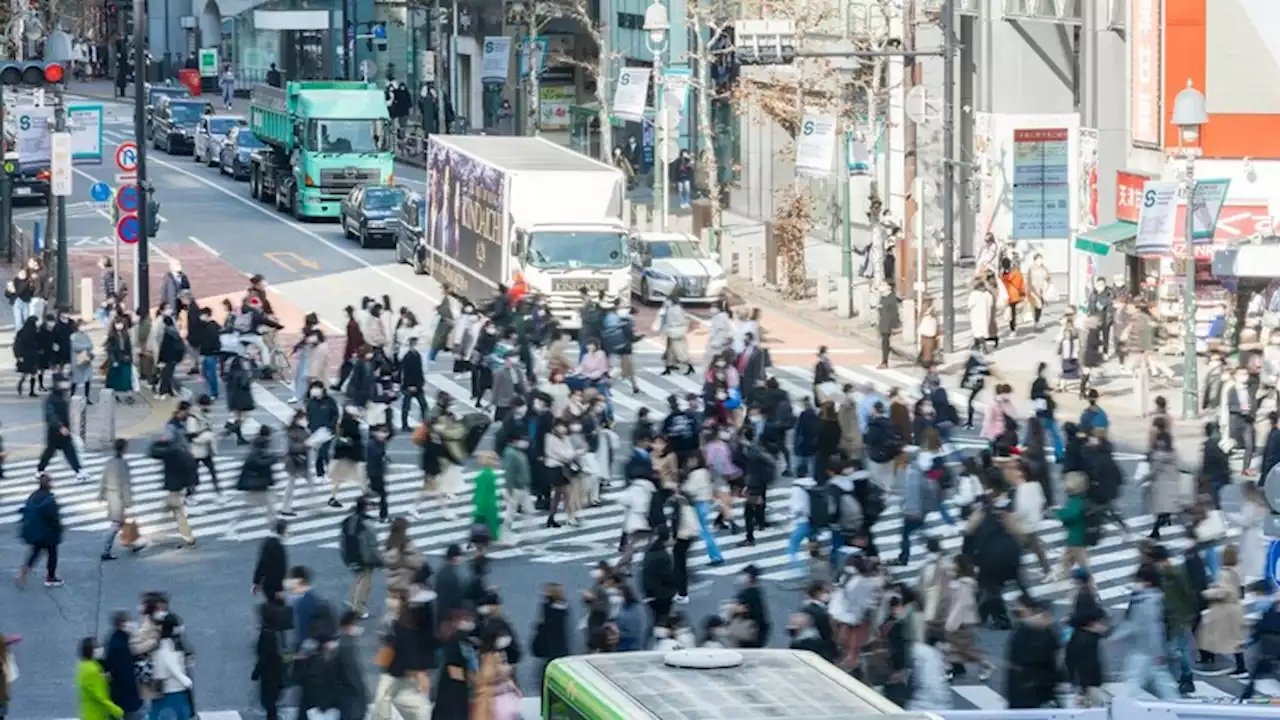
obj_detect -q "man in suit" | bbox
[253,519,289,602]
[738,332,768,394]
[1229,365,1258,477]
[399,335,427,432]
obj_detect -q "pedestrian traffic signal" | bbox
[146,198,161,237]
[0,62,65,87]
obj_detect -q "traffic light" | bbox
[0,62,65,87]
[146,197,161,237]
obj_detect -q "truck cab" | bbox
[511,222,631,327]
[247,82,394,220]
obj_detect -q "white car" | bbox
[193,114,246,166]
[629,231,727,305]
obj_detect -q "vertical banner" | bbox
[973,112,996,237]
[1190,178,1231,241]
[1011,128,1071,239]
[795,112,837,176]
[1078,128,1098,231]
[1130,0,1162,147]
[518,36,549,79]
[612,67,650,122]
[662,66,692,121]
[1135,180,1179,255]
[480,37,511,83]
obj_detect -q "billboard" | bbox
[1130,0,1162,147]
[425,142,507,300]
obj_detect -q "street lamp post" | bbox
[1172,79,1208,420]
[643,0,669,232]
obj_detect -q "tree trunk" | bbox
[774,185,811,299]
[594,48,612,161]
[693,20,721,229]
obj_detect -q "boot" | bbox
[16,377,23,396]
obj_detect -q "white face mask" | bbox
[152,610,168,621]
[717,430,731,441]
[569,423,583,433]
[457,620,475,632]
[92,646,105,660]
[590,569,603,580]
[309,389,322,398]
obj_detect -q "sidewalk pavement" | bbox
[66,79,130,103]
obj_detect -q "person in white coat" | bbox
[544,420,583,528]
[967,280,994,348]
[704,300,734,369]
[1236,481,1269,584]
[828,555,882,672]
[681,457,724,564]
[1009,458,1052,578]
[909,628,953,710]
[618,475,656,574]
[149,615,194,718]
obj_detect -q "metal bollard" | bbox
[853,283,871,318]
[98,389,116,447]
[836,277,853,317]
[69,395,85,441]
[79,278,93,323]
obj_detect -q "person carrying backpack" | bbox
[18,472,62,587]
[827,460,863,567]
[339,497,381,619]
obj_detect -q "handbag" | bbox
[120,520,140,546]
[1194,510,1227,543]
[373,643,395,669]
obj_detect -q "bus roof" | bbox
[547,649,932,719]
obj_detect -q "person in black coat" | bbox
[399,336,427,432]
[432,608,476,720]
[531,583,570,687]
[435,544,467,625]
[733,564,770,648]
[465,554,490,609]
[883,595,913,707]
[14,315,40,395]
[18,472,62,586]
[1005,596,1061,709]
[36,374,83,478]
[799,580,837,662]
[327,407,366,509]
[252,601,291,720]
[345,347,375,409]
[367,425,390,522]
[253,519,289,602]
[876,283,900,368]
[1263,412,1280,485]
[741,427,776,545]
[224,355,256,444]
[642,532,677,626]
[103,612,143,716]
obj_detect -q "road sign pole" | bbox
[133,0,150,314]
[55,84,69,308]
[0,98,10,262]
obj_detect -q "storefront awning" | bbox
[1074,221,1137,256]
[1212,244,1280,278]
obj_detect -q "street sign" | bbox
[114,173,136,184]
[50,131,71,197]
[90,181,110,203]
[114,142,138,173]
[199,48,219,78]
[115,184,139,213]
[116,215,140,245]
[67,104,105,165]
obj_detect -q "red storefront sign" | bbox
[1116,171,1151,223]
[1170,203,1272,258]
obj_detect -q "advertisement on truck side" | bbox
[425,141,506,299]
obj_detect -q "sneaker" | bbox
[44,577,64,588]
[75,473,88,484]
[673,594,689,605]
[280,510,298,518]
[327,498,342,509]
[100,553,117,562]
[287,397,299,404]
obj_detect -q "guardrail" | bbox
[937,710,1105,720]
[928,702,1280,720]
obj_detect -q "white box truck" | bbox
[415,135,630,329]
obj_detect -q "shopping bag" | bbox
[120,520,140,546]
[1194,510,1227,543]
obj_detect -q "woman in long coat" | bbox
[1197,543,1247,675]
[1145,429,1184,539]
[104,319,134,395]
[14,315,39,396]
[966,281,993,348]
[69,321,95,400]
[1235,481,1269,584]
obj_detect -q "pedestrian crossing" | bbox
[0,441,1207,611]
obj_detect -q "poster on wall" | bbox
[480,37,511,83]
[519,36,549,78]
[1078,128,1098,231]
[539,86,573,130]
[612,67,650,122]
[1011,128,1070,239]
[795,112,837,176]
[1135,180,1179,256]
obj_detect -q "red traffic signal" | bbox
[0,62,64,86]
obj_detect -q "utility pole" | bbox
[132,0,150,313]
[0,96,10,260]
[940,0,957,351]
[54,85,67,307]
[898,0,918,297]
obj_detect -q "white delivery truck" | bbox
[412,135,630,329]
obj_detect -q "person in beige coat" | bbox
[837,385,863,458]
[945,554,993,681]
[1197,544,1248,676]
[381,517,425,595]
[1145,429,1185,540]
[99,438,138,559]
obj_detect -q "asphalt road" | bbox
[0,98,1267,718]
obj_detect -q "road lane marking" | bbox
[264,251,319,272]
[188,235,219,256]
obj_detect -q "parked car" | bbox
[218,126,263,180]
[193,114,246,165]
[392,190,426,271]
[629,231,727,305]
[145,85,189,137]
[341,184,409,249]
[152,98,211,154]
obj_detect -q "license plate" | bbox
[14,187,31,196]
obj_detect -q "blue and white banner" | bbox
[662,65,692,122]
[518,36,549,79]
[1190,178,1231,242]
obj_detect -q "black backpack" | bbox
[857,480,886,525]
[807,485,831,528]
[773,398,796,429]
[339,515,363,566]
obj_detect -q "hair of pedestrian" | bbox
[113,438,128,455]
[274,520,288,536]
[288,565,311,583]
[340,609,359,627]
[1136,564,1161,586]
[112,611,129,629]
[78,637,96,660]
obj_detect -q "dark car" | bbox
[341,184,408,249]
[145,85,189,137]
[218,126,263,180]
[393,190,426,272]
[152,98,211,154]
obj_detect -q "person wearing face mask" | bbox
[5,266,34,330]
[186,305,221,399]
[35,374,84,482]
[432,608,476,719]
[490,354,525,424]
[154,313,186,399]
[1228,365,1259,477]
[467,320,499,408]
[12,315,39,397]
[372,588,430,720]
[326,405,367,509]
[183,394,221,507]
[251,601,291,720]
[656,294,695,376]
[530,583,569,686]
[305,380,339,483]
[571,339,610,395]
[222,355,255,445]
[543,419,583,528]
[280,410,311,516]
[399,335,428,431]
[148,615,194,720]
[102,612,142,720]
[225,425,281,540]
[76,636,123,720]
[449,305,480,375]
[499,427,533,542]
[344,346,376,411]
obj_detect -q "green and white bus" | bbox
[534,648,944,719]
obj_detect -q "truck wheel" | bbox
[289,186,302,220]
[249,168,259,200]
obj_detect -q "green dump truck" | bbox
[246,81,394,220]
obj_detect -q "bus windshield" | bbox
[526,231,627,270]
[306,118,391,154]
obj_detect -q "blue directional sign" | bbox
[90,181,110,203]
[373,23,387,38]
[116,184,140,213]
[116,215,140,245]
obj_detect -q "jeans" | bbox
[898,516,924,562]
[792,454,814,478]
[693,500,724,563]
[1168,628,1195,683]
[677,180,692,207]
[787,520,810,574]
[292,348,309,399]
[401,389,428,428]
[1041,416,1065,459]
[1201,543,1220,583]
[314,439,333,477]
[936,501,956,526]
[201,355,219,398]
[221,86,233,106]
[1121,653,1180,700]
[11,298,28,329]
